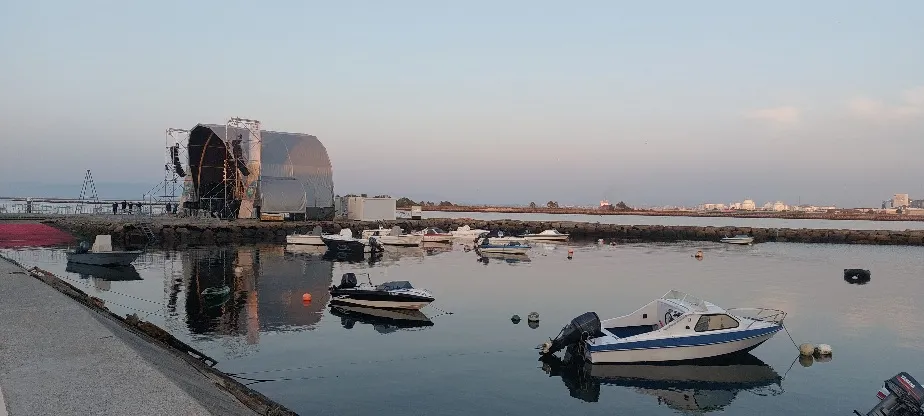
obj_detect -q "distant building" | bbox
[893,194,910,208]
[739,199,757,210]
[912,199,924,209]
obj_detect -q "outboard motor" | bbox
[368,237,384,253]
[856,372,924,416]
[74,241,91,254]
[539,312,601,356]
[339,273,358,289]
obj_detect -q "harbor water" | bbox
[3,239,923,415]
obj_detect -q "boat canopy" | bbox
[378,281,413,290]
[660,290,709,313]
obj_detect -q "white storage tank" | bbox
[345,197,396,221]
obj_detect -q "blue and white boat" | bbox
[474,234,531,255]
[540,290,786,364]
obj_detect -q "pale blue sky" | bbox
[1,1,922,206]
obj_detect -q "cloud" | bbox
[846,86,924,121]
[744,106,801,125]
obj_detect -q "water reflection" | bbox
[328,304,434,333]
[175,246,334,341]
[477,252,531,264]
[540,350,782,412]
[65,263,142,282]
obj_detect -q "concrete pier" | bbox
[40,216,924,247]
[0,258,274,416]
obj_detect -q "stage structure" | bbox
[182,118,334,220]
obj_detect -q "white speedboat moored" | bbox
[362,226,423,246]
[477,230,527,245]
[322,229,384,254]
[522,229,570,241]
[286,225,326,246]
[65,235,142,266]
[474,235,531,255]
[413,227,453,243]
[450,225,490,239]
[539,290,786,364]
[720,235,755,245]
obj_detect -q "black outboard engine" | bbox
[339,273,358,289]
[367,237,384,253]
[74,241,91,254]
[539,312,601,356]
[857,372,924,416]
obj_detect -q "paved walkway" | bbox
[0,258,260,416]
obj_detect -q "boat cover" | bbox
[378,281,413,290]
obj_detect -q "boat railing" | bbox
[660,290,708,312]
[727,308,787,327]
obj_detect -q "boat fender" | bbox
[799,343,815,356]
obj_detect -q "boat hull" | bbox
[524,235,569,241]
[330,297,431,310]
[720,238,754,245]
[66,251,142,266]
[477,246,530,255]
[322,237,375,253]
[586,327,780,364]
[378,235,423,246]
[421,234,453,243]
[286,235,325,245]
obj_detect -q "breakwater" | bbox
[40,216,924,247]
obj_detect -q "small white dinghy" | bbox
[522,229,570,241]
[540,290,786,364]
[720,235,755,245]
[66,235,142,266]
[286,225,326,246]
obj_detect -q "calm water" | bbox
[421,210,924,230]
[3,241,923,415]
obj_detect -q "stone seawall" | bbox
[40,216,924,247]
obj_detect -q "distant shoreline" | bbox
[399,205,924,222]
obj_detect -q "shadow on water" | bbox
[328,304,434,333]
[175,246,335,340]
[540,347,783,412]
[65,262,142,282]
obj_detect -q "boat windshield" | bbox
[377,281,413,290]
[661,290,708,312]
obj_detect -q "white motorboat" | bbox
[477,230,527,245]
[321,229,384,254]
[65,235,142,266]
[329,273,434,310]
[285,225,327,246]
[413,227,453,243]
[522,229,570,241]
[720,235,755,245]
[362,226,423,246]
[540,290,786,364]
[474,235,531,255]
[450,225,489,239]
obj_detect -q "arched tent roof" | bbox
[189,124,335,214]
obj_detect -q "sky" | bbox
[1,1,922,207]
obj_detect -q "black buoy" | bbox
[844,268,871,285]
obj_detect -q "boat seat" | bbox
[604,325,656,339]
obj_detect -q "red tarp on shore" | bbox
[0,223,76,248]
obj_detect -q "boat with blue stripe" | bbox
[539,290,786,364]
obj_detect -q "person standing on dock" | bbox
[112,202,118,214]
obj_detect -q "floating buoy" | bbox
[694,250,704,258]
[597,239,604,245]
[528,312,540,322]
[815,343,833,356]
[567,249,574,260]
[302,293,312,302]
[511,314,521,324]
[799,343,815,356]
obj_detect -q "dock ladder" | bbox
[137,222,158,244]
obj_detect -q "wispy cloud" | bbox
[846,86,924,121]
[744,106,801,125]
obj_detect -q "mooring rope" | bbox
[781,322,800,350]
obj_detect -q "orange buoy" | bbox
[302,293,312,302]
[567,248,574,260]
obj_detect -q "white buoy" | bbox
[799,343,815,356]
[815,344,833,356]
[528,312,540,322]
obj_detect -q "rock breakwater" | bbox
[40,216,924,247]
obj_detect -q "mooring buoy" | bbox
[511,314,521,324]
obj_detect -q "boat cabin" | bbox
[597,290,740,339]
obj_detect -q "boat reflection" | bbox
[540,349,782,412]
[328,304,434,334]
[172,246,334,351]
[421,242,453,256]
[65,262,142,281]
[477,251,531,264]
[284,244,327,257]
